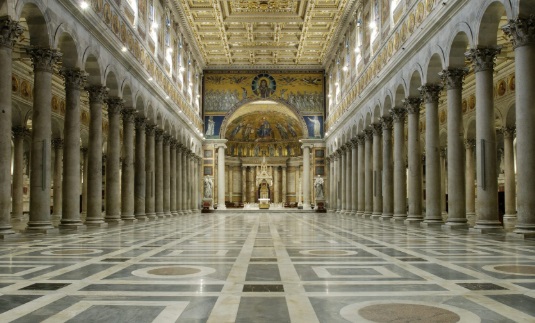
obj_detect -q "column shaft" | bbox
[503,127,516,222]
[60,69,86,228]
[217,145,227,209]
[154,130,164,217]
[302,145,311,209]
[467,48,502,231]
[27,49,61,231]
[242,167,247,203]
[357,137,365,215]
[181,150,187,212]
[170,142,177,215]
[406,99,423,222]
[351,142,358,214]
[392,108,407,221]
[52,139,63,217]
[11,128,26,220]
[465,140,476,223]
[442,69,468,227]
[163,135,171,216]
[345,145,352,212]
[134,119,147,219]
[105,98,123,224]
[85,86,107,226]
[364,130,373,217]
[176,147,183,212]
[282,166,287,204]
[121,109,136,222]
[339,147,346,211]
[145,126,156,218]
[381,117,394,219]
[372,124,383,218]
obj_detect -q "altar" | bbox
[256,157,272,209]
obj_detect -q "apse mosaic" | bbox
[203,71,324,113]
[224,110,304,158]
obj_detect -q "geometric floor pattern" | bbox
[1,212,535,322]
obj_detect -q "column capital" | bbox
[105,97,124,116]
[135,117,146,130]
[465,47,502,73]
[380,116,393,131]
[339,145,347,152]
[170,139,178,149]
[163,134,172,145]
[390,107,407,123]
[403,97,423,113]
[371,123,382,135]
[11,126,28,139]
[26,47,62,73]
[145,124,156,136]
[345,142,354,150]
[86,86,108,104]
[419,84,443,104]
[60,68,87,90]
[121,108,136,123]
[80,147,88,154]
[350,138,359,147]
[154,128,164,141]
[356,134,366,145]
[52,138,64,149]
[0,17,23,49]
[364,129,373,141]
[502,126,516,139]
[465,138,476,149]
[502,15,535,48]
[439,68,468,90]
[440,147,447,158]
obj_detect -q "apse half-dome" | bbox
[222,101,306,158]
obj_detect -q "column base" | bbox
[507,231,535,239]
[155,212,166,218]
[135,215,149,222]
[84,220,109,228]
[442,223,469,231]
[145,213,157,220]
[105,217,124,225]
[0,227,16,236]
[421,221,444,228]
[120,216,138,224]
[171,211,179,216]
[26,221,56,234]
[58,219,85,230]
[405,218,423,226]
[470,221,504,234]
[371,213,382,220]
[362,212,372,218]
[391,214,407,223]
[503,215,517,231]
[513,224,535,235]
[466,212,476,226]
[0,232,21,239]
[381,214,393,221]
[217,205,227,210]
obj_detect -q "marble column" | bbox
[466,48,503,232]
[381,117,394,219]
[248,166,255,203]
[242,166,247,203]
[26,48,61,232]
[338,146,346,212]
[364,129,373,217]
[176,145,183,213]
[163,135,171,216]
[59,69,86,229]
[274,166,279,203]
[181,148,188,213]
[419,85,443,226]
[503,126,517,223]
[104,98,123,224]
[351,140,358,214]
[302,144,312,209]
[441,68,468,228]
[85,86,108,226]
[357,135,365,216]
[145,125,156,219]
[334,152,341,210]
[404,98,423,223]
[154,129,164,217]
[503,18,535,235]
[216,144,227,209]
[391,107,407,222]
[345,143,352,213]
[440,147,448,218]
[465,139,476,223]
[52,138,64,218]
[372,123,383,219]
[134,118,147,220]
[11,127,27,220]
[187,154,194,211]
[0,18,22,235]
[170,141,177,216]
[121,109,136,222]
[329,155,335,210]
[282,166,287,204]
[81,148,88,218]
[228,165,233,204]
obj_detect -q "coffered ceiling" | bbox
[172,0,359,69]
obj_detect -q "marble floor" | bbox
[0,212,535,322]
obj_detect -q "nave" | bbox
[0,212,534,322]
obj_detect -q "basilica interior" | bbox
[1,0,535,322]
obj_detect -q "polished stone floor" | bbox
[1,212,535,322]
